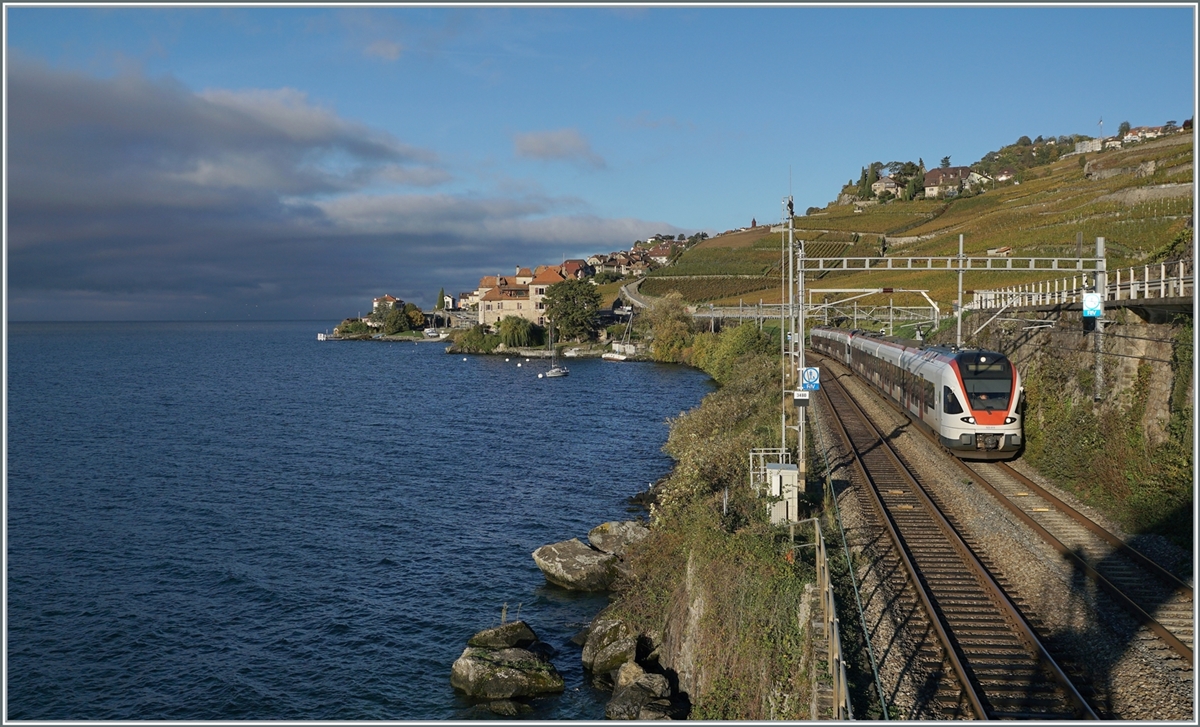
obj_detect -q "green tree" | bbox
[384,306,411,334]
[404,302,426,329]
[542,278,602,341]
[864,164,879,197]
[1117,121,1131,137]
[497,315,535,348]
[435,287,446,310]
[640,291,693,363]
[940,155,952,168]
[594,271,624,284]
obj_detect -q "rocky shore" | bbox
[450,517,689,719]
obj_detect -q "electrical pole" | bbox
[1094,236,1106,401]
[956,233,964,349]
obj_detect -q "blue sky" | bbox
[5,4,1196,320]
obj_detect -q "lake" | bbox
[6,320,713,720]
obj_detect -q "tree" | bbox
[542,279,602,342]
[404,302,426,329]
[435,287,446,310]
[384,306,411,334]
[497,316,535,348]
[1164,120,1178,132]
[1118,120,1131,137]
[677,233,686,241]
[1016,135,1032,146]
[593,271,623,284]
[940,156,952,168]
[905,175,922,201]
[640,291,693,363]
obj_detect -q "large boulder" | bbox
[588,521,651,557]
[467,620,539,650]
[450,646,564,699]
[582,617,638,677]
[606,661,675,719]
[532,538,618,591]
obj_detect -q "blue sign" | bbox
[801,367,821,391]
[1082,293,1103,318]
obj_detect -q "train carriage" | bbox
[811,326,1022,460]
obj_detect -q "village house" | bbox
[870,175,901,197]
[923,166,973,198]
[994,167,1017,183]
[477,277,530,327]
[373,294,399,312]
[560,259,591,279]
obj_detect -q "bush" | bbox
[453,325,502,353]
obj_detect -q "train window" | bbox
[944,387,964,414]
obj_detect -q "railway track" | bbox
[816,345,1194,668]
[958,460,1195,664]
[818,361,1098,720]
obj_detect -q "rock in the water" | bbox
[588,521,650,557]
[450,646,565,699]
[582,617,637,676]
[484,699,533,716]
[467,620,539,650]
[532,538,618,591]
[569,625,591,646]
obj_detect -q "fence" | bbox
[797,517,853,720]
[971,258,1193,310]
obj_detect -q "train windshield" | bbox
[957,352,1013,411]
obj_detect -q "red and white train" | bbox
[810,326,1023,460]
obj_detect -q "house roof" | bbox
[924,167,972,185]
[374,294,399,303]
[531,268,566,285]
[480,285,529,301]
[516,267,533,277]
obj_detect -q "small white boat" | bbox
[602,352,627,362]
[544,318,569,377]
[423,328,440,338]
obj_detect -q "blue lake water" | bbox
[6,321,713,720]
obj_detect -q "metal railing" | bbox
[971,258,1193,309]
[797,517,853,720]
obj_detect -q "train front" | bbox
[943,350,1023,460]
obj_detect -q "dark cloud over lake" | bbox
[7,59,676,320]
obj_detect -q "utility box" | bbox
[765,463,800,525]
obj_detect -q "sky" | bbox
[5,4,1196,320]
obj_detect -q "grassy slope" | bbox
[653,133,1192,306]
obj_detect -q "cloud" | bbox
[365,39,402,61]
[6,60,675,321]
[513,128,606,168]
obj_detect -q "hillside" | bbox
[645,132,1193,307]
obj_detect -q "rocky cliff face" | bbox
[657,551,706,699]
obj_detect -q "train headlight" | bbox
[1004,417,1017,424]
[960,416,976,424]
